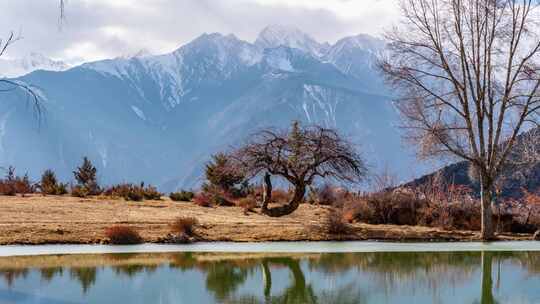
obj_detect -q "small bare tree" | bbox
[232,122,367,217]
[379,0,540,239]
[0,32,41,113]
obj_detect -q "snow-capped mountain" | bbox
[255,25,329,57]
[0,26,427,190]
[0,53,70,78]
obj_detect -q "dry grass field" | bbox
[0,194,531,244]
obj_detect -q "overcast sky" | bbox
[1,0,399,64]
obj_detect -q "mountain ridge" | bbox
[0,25,425,191]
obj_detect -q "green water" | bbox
[1,251,539,303]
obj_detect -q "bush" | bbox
[193,193,212,207]
[71,185,89,198]
[170,217,198,236]
[169,190,195,202]
[73,157,100,195]
[325,209,349,235]
[105,225,142,244]
[204,153,245,194]
[308,184,347,206]
[40,169,68,195]
[56,183,68,195]
[0,181,15,196]
[0,167,35,196]
[103,183,162,201]
[344,183,485,231]
[238,196,257,214]
[210,191,235,206]
[142,185,162,200]
[126,190,144,202]
[103,183,134,199]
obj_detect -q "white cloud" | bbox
[0,0,399,64]
[252,0,399,19]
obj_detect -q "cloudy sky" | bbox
[1,0,399,64]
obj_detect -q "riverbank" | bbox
[0,195,534,245]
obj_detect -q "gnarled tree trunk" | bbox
[261,174,306,217]
[261,172,272,211]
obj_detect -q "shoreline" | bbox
[2,241,540,257]
[0,194,535,246]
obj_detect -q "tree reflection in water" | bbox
[69,267,97,294]
[0,251,539,303]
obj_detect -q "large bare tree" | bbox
[232,122,367,217]
[379,0,540,239]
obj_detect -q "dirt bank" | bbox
[0,195,532,245]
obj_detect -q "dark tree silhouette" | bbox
[73,157,100,195]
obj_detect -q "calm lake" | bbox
[1,243,540,303]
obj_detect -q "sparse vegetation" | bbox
[169,190,195,202]
[103,183,162,201]
[308,184,347,206]
[39,169,68,195]
[340,177,540,234]
[72,157,101,196]
[325,209,349,235]
[193,193,212,207]
[237,196,257,214]
[0,167,34,196]
[200,153,249,207]
[141,184,161,200]
[203,153,246,196]
[105,225,142,244]
[70,185,89,198]
[170,217,198,236]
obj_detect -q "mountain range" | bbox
[0,53,70,78]
[0,25,426,191]
[406,127,540,200]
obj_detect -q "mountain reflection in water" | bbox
[0,251,539,304]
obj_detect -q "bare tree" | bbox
[379,0,540,239]
[0,31,41,114]
[232,122,367,217]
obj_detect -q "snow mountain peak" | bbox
[255,24,325,56]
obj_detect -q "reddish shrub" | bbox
[170,217,198,236]
[105,226,142,244]
[523,189,540,206]
[0,167,35,196]
[193,193,212,207]
[0,182,15,196]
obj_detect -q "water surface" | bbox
[1,249,540,303]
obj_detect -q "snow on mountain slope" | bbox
[0,26,428,191]
[0,53,70,78]
[255,25,327,57]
